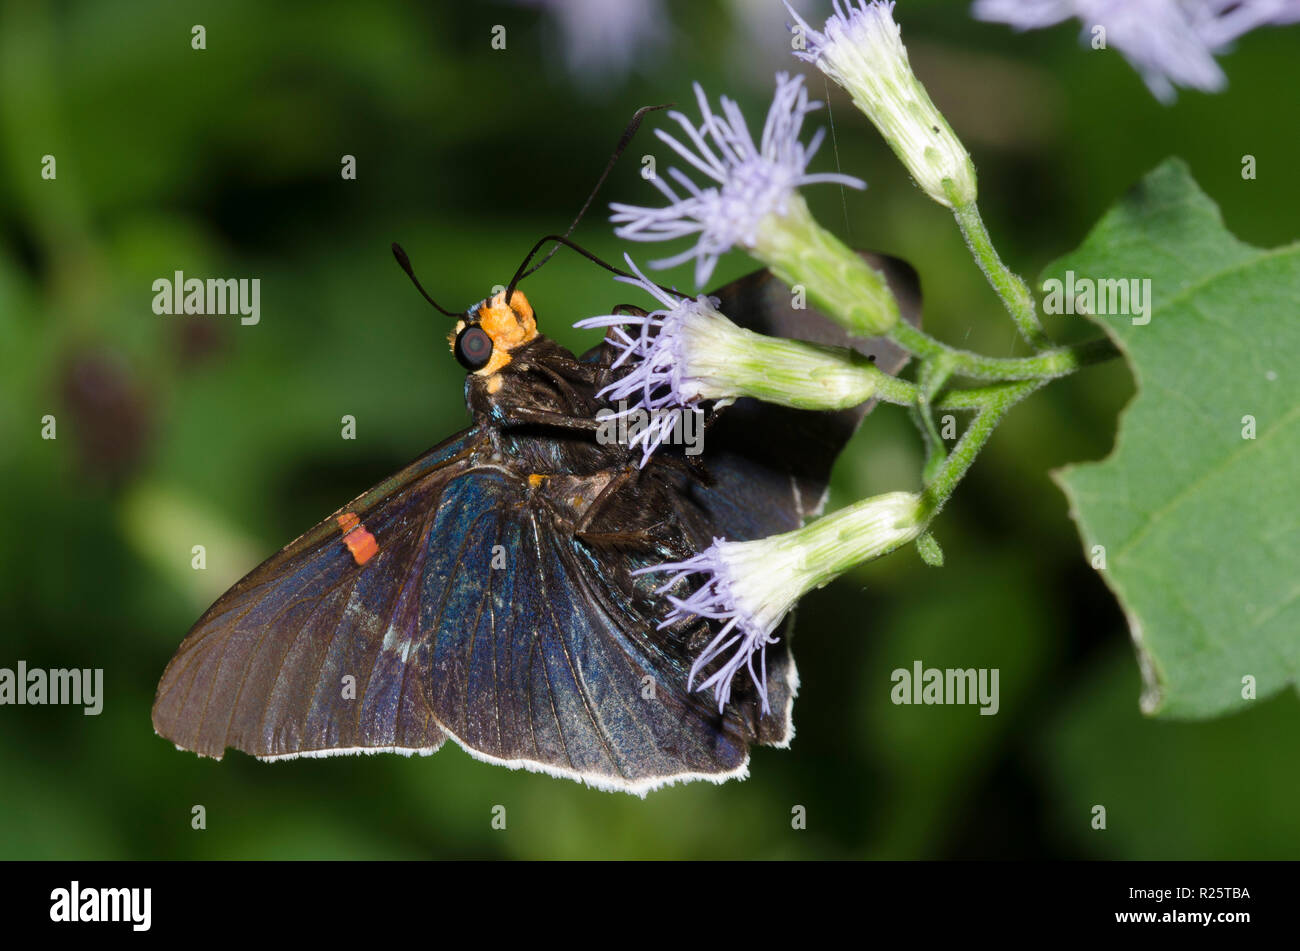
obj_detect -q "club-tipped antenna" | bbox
[505,234,680,305]
[514,103,670,286]
[391,242,459,317]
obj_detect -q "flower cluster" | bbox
[973,0,1300,103]
[571,0,1161,722]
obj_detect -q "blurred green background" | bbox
[2,0,1297,859]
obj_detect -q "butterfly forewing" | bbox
[151,431,480,759]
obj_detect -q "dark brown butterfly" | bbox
[150,247,919,794]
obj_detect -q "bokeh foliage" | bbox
[1,0,1297,859]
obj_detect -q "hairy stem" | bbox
[921,380,1042,518]
[889,320,1118,381]
[951,199,1052,350]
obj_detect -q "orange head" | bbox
[448,288,538,375]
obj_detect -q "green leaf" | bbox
[1049,159,1300,719]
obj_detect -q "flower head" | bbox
[645,540,782,714]
[576,256,890,465]
[787,1,977,207]
[575,258,726,465]
[1195,0,1300,47]
[513,0,668,81]
[639,491,928,714]
[609,72,864,287]
[972,0,1300,103]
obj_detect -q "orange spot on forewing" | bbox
[337,511,378,565]
[345,529,378,565]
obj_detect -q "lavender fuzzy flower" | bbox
[575,258,722,465]
[610,72,864,288]
[640,540,783,715]
[639,492,928,715]
[512,0,668,80]
[973,0,1300,103]
[576,256,894,465]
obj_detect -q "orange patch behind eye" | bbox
[473,289,537,376]
[336,512,379,565]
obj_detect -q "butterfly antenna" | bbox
[512,103,670,288]
[506,234,680,303]
[391,242,459,317]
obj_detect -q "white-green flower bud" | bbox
[789,0,977,208]
[642,491,928,712]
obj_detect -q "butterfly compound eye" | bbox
[454,326,494,371]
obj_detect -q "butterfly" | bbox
[151,244,920,794]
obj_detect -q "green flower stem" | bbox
[888,320,1118,381]
[778,381,1035,585]
[950,197,1051,350]
[861,363,919,406]
[752,193,901,337]
[787,380,1036,583]
[722,185,1125,569]
[915,356,955,483]
[935,380,1041,411]
[920,379,1043,519]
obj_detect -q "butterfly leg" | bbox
[573,465,638,534]
[552,312,645,390]
[498,405,602,432]
[572,464,667,549]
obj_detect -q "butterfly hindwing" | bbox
[415,470,758,790]
[153,431,774,790]
[681,252,921,539]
